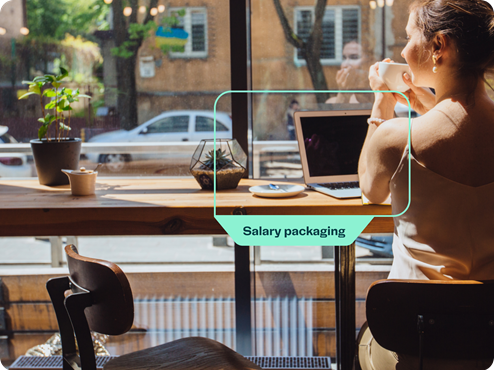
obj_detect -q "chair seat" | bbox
[103,337,262,370]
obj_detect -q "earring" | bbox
[432,55,438,73]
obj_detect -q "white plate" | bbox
[249,184,305,198]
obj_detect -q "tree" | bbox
[111,3,184,130]
[273,0,329,104]
[111,0,158,130]
[26,0,109,41]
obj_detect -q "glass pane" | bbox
[0,0,230,178]
[147,116,189,133]
[250,0,403,359]
[195,116,229,132]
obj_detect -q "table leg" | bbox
[235,243,252,355]
[334,243,356,370]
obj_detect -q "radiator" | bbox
[133,295,314,356]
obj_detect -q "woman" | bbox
[325,41,374,104]
[358,0,494,368]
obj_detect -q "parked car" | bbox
[356,234,393,258]
[0,126,32,178]
[86,110,232,172]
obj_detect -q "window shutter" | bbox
[296,10,312,59]
[191,11,206,52]
[342,9,359,47]
[321,9,335,59]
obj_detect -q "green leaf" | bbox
[43,89,57,97]
[78,94,91,99]
[57,99,67,110]
[28,84,42,94]
[18,91,38,100]
[56,67,69,81]
[52,81,61,88]
[33,76,50,83]
[177,9,186,17]
[43,75,56,83]
[40,114,56,124]
[45,101,56,109]
[38,125,48,140]
[61,105,73,111]
[59,122,72,131]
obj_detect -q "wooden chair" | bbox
[46,245,262,370]
[360,279,494,370]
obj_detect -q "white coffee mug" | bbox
[378,62,411,93]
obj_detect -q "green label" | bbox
[215,215,373,246]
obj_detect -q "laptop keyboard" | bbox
[317,181,360,190]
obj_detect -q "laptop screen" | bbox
[299,113,369,178]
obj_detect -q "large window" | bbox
[170,7,208,58]
[295,6,360,65]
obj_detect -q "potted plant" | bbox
[19,68,91,186]
[190,139,247,190]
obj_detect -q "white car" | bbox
[86,110,232,172]
[0,126,32,178]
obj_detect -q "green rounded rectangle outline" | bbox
[211,90,411,246]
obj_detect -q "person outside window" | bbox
[286,99,299,140]
[326,41,373,105]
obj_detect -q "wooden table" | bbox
[0,178,393,370]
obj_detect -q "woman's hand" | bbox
[394,73,436,115]
[369,59,395,93]
[369,60,396,120]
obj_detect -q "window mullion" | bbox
[334,8,343,63]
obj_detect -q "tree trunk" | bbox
[116,55,139,130]
[112,0,158,130]
[273,0,329,104]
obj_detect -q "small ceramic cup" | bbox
[378,62,411,93]
[62,167,98,196]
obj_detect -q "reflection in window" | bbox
[170,7,208,58]
[295,6,360,64]
[195,116,228,132]
[147,116,189,134]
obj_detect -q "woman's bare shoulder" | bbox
[373,117,410,152]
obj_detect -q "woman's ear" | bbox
[432,33,448,60]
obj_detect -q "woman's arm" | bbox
[358,118,409,203]
[358,62,409,203]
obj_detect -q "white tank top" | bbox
[388,142,494,280]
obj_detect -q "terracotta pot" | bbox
[30,138,82,186]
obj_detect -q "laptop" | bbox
[294,109,371,198]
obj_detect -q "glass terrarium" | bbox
[190,139,247,190]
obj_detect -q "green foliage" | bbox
[111,21,157,59]
[19,68,91,141]
[111,9,186,59]
[26,0,110,41]
[203,149,233,171]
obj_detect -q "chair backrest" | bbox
[366,279,494,360]
[65,244,134,335]
[46,245,134,370]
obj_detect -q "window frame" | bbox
[293,5,361,67]
[169,7,209,59]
